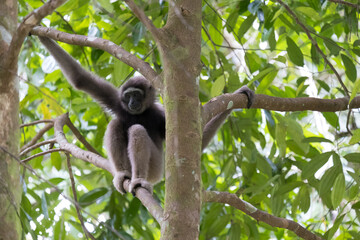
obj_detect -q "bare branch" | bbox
[275,0,350,97]
[65,118,101,156]
[30,26,161,88]
[20,123,54,152]
[202,93,360,125]
[204,191,324,240]
[53,114,113,174]
[4,0,67,70]
[21,148,65,163]
[66,153,96,240]
[19,138,57,157]
[20,119,53,128]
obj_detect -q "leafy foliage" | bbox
[19,0,359,239]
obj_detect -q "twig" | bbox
[204,191,324,240]
[20,119,53,128]
[66,153,96,240]
[19,138,57,157]
[20,123,54,152]
[21,148,66,163]
[275,0,350,97]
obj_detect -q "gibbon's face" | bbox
[122,87,146,114]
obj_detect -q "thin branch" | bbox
[30,26,161,89]
[19,138,57,157]
[328,0,360,8]
[20,122,54,152]
[21,148,66,163]
[204,191,324,240]
[275,0,350,97]
[65,118,101,156]
[202,93,360,125]
[66,153,96,240]
[4,0,67,71]
[20,119,53,128]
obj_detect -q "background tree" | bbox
[0,0,359,239]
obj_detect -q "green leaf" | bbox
[324,38,341,56]
[79,187,108,207]
[322,112,339,129]
[350,78,360,103]
[132,22,145,46]
[51,151,62,171]
[210,76,225,97]
[349,129,360,145]
[298,186,310,212]
[41,192,49,219]
[344,152,360,163]
[341,54,357,82]
[296,7,321,21]
[257,70,278,93]
[286,37,304,66]
[286,118,309,154]
[276,181,304,195]
[228,221,242,240]
[331,174,345,208]
[275,118,287,158]
[301,152,332,179]
[238,14,256,38]
[311,44,320,64]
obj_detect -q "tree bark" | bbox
[158,0,203,239]
[0,0,21,239]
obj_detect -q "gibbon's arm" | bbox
[38,36,119,111]
[202,86,254,150]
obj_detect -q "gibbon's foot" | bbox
[113,171,131,194]
[129,178,153,196]
[235,86,254,108]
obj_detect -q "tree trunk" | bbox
[159,0,203,239]
[0,0,21,239]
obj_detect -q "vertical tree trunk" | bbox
[0,0,21,239]
[159,0,203,239]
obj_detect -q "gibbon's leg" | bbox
[105,119,132,194]
[127,124,158,195]
[202,86,254,150]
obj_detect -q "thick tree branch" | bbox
[30,26,162,89]
[275,0,350,97]
[204,191,324,240]
[202,93,360,125]
[53,114,113,174]
[4,0,67,71]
